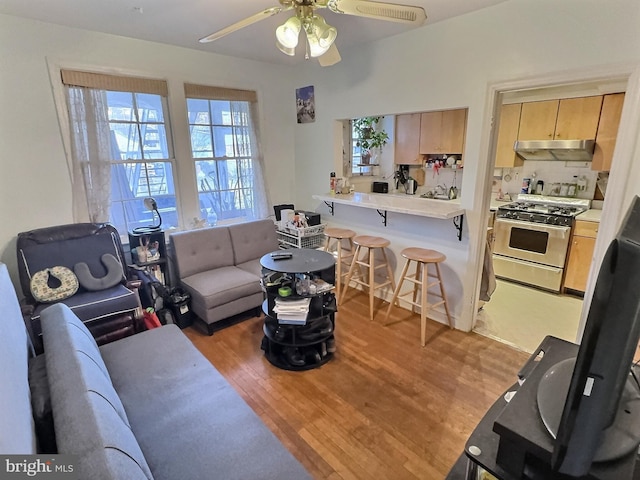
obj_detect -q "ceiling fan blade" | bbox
[327,0,427,25]
[318,43,341,66]
[199,6,289,43]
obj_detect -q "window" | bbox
[62,71,178,234]
[185,84,268,225]
[107,91,177,232]
[349,119,374,176]
[344,117,390,177]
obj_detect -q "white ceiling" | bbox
[0,0,509,65]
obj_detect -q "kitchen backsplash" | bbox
[386,163,463,197]
[421,165,462,196]
[495,160,599,200]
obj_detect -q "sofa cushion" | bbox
[235,258,262,278]
[181,266,261,310]
[228,219,278,265]
[196,293,264,325]
[170,226,234,279]
[0,262,37,454]
[32,284,139,323]
[100,325,312,480]
[41,304,153,480]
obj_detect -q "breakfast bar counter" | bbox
[312,192,465,219]
[313,192,466,240]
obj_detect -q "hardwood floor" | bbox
[184,291,529,479]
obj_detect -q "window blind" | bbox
[184,83,257,103]
[60,69,168,96]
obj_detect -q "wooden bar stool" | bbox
[340,235,395,321]
[323,227,356,302]
[385,247,453,346]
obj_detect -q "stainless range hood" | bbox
[513,139,595,161]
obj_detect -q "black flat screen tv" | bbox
[537,195,640,477]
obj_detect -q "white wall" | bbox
[2,1,640,330]
[289,0,640,331]
[0,14,298,286]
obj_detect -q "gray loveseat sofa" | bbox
[0,262,311,479]
[170,219,279,335]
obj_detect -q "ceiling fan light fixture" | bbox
[304,15,337,58]
[312,15,337,49]
[276,38,296,56]
[275,15,301,49]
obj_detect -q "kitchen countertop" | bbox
[576,208,602,223]
[490,198,513,211]
[313,192,465,220]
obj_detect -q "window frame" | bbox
[343,119,375,177]
[185,84,263,225]
[107,91,178,233]
[60,69,180,235]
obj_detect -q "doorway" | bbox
[471,67,640,353]
[475,279,583,353]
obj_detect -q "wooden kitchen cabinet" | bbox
[517,100,558,140]
[419,108,467,155]
[592,92,625,172]
[554,95,603,140]
[494,103,523,168]
[394,113,423,165]
[517,96,603,141]
[564,220,599,293]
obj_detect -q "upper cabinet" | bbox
[555,96,603,139]
[419,108,467,155]
[517,96,603,141]
[394,113,423,165]
[592,93,625,172]
[495,103,523,168]
[495,94,623,171]
[517,100,558,140]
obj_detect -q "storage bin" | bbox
[277,224,326,249]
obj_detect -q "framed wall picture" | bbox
[296,85,315,124]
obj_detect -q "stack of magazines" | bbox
[273,297,311,325]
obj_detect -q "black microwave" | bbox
[372,182,388,193]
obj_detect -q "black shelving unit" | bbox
[128,230,168,285]
[259,249,337,371]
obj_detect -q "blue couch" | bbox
[0,261,311,479]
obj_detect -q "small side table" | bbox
[259,249,336,371]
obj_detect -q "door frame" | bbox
[471,62,640,342]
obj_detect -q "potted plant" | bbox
[353,116,389,164]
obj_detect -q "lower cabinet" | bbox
[564,220,599,293]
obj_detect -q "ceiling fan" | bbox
[199,0,427,66]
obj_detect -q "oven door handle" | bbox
[494,217,571,233]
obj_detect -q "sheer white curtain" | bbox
[65,86,112,223]
[234,100,270,219]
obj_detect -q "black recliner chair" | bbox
[16,222,142,353]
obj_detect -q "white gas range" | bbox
[492,194,591,292]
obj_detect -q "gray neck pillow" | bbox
[74,253,124,291]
